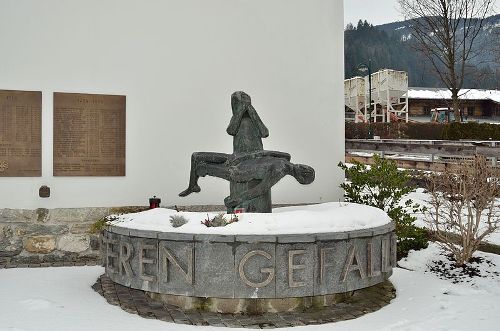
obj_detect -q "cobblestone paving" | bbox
[93,275,396,328]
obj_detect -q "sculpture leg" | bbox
[228,180,272,213]
[179,152,229,197]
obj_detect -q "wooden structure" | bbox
[406,88,500,119]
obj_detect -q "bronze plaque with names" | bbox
[53,92,126,176]
[0,90,42,177]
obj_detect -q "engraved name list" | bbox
[53,92,125,176]
[0,90,42,177]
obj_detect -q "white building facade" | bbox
[0,0,344,209]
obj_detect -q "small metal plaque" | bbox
[53,92,126,176]
[39,185,50,198]
[0,90,42,177]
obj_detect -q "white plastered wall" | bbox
[0,0,344,209]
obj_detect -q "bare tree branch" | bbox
[398,0,494,121]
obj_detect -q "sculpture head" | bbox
[293,164,315,185]
[227,91,269,139]
[231,91,251,115]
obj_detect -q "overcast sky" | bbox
[344,0,500,26]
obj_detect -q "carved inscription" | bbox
[341,245,366,282]
[106,238,118,274]
[288,250,306,288]
[381,238,391,272]
[160,246,194,284]
[105,233,396,297]
[320,247,335,283]
[119,242,134,278]
[53,92,125,176]
[367,241,381,278]
[139,243,157,282]
[0,90,41,177]
[239,250,275,288]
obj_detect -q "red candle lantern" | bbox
[149,196,161,209]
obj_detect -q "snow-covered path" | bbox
[1,244,499,331]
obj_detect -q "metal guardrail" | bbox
[345,139,500,169]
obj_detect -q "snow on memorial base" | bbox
[102,203,397,314]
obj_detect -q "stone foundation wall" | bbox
[0,207,128,265]
[0,205,228,265]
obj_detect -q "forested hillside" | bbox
[345,17,500,89]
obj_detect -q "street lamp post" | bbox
[357,60,372,123]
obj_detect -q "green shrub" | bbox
[442,122,500,140]
[345,122,443,140]
[345,122,500,140]
[391,205,429,259]
[90,215,119,234]
[338,155,428,258]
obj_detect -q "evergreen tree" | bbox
[344,20,499,89]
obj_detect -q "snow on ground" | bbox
[404,188,500,246]
[109,202,391,235]
[1,243,500,331]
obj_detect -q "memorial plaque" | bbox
[0,90,42,177]
[53,92,125,176]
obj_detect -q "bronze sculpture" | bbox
[179,91,314,213]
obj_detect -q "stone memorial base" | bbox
[102,204,397,316]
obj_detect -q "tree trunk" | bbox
[451,90,461,122]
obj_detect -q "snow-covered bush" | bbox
[201,213,239,227]
[169,215,188,228]
[339,155,428,258]
[426,155,500,266]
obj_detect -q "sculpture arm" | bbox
[247,105,269,138]
[226,109,246,136]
